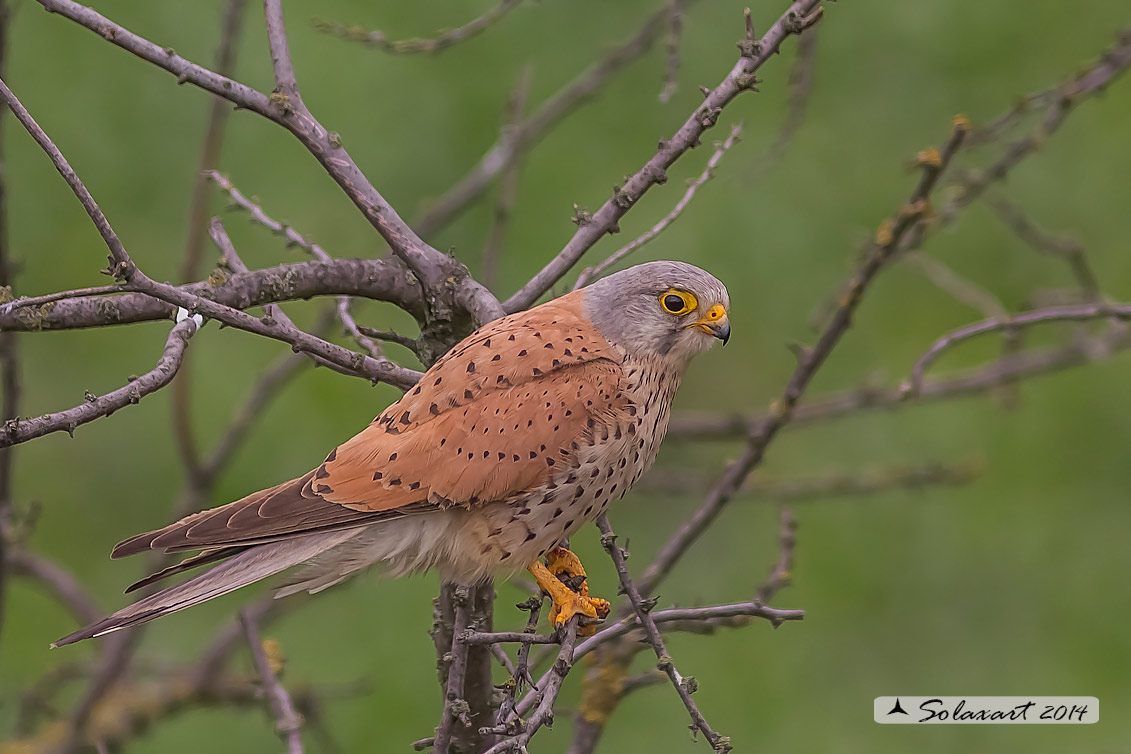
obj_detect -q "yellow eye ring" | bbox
[659,289,698,316]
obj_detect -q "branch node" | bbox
[570,204,592,227]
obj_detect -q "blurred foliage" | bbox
[2,0,1130,752]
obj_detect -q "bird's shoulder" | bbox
[376,290,621,433]
[317,292,632,510]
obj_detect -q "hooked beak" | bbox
[688,304,730,345]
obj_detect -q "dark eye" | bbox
[658,289,698,316]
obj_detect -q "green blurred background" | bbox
[2,0,1130,751]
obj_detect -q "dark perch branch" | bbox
[314,0,523,55]
[504,0,824,312]
[493,595,542,733]
[431,583,495,753]
[241,609,305,754]
[0,318,199,448]
[565,504,803,754]
[433,589,472,754]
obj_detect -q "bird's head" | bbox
[582,260,730,368]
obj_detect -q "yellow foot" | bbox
[528,547,610,636]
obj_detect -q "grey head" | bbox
[581,260,730,368]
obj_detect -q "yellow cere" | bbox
[659,289,698,316]
[703,303,726,322]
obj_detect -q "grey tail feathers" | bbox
[52,530,358,648]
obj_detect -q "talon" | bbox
[527,547,610,636]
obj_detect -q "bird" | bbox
[53,260,730,647]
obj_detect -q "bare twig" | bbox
[572,601,804,660]
[207,172,386,358]
[904,252,1008,320]
[756,508,797,605]
[669,324,1131,441]
[0,0,15,644]
[641,460,982,502]
[181,0,248,284]
[749,24,819,176]
[241,609,305,754]
[494,595,542,731]
[415,2,682,237]
[481,619,581,754]
[574,123,744,288]
[943,29,1131,223]
[504,0,825,312]
[906,302,1131,395]
[657,0,686,103]
[482,65,534,291]
[36,0,503,324]
[461,630,559,646]
[0,257,424,332]
[173,0,249,486]
[0,319,199,448]
[596,516,730,752]
[0,285,125,317]
[637,116,968,597]
[1,69,419,389]
[314,0,522,55]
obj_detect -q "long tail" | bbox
[52,529,358,647]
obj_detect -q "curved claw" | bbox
[528,547,610,636]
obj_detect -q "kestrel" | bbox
[54,261,730,646]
